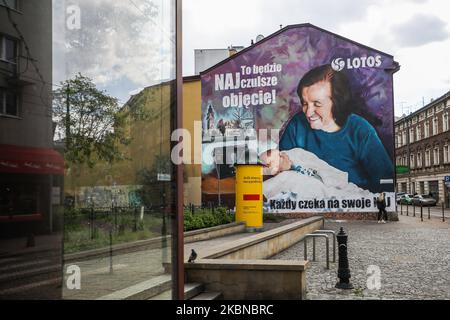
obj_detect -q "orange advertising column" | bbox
[235,164,264,231]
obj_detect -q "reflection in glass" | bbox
[53,0,177,300]
[0,0,62,300]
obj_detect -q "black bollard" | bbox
[406,203,409,216]
[413,202,416,217]
[335,227,354,290]
[400,202,403,215]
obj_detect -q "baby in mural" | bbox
[261,147,375,200]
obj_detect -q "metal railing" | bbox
[303,233,330,270]
[63,206,166,244]
[313,230,336,263]
[398,201,447,222]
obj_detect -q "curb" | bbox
[64,222,246,263]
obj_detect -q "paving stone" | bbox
[272,215,450,300]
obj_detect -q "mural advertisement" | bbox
[201,25,398,213]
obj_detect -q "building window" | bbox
[410,128,414,143]
[410,154,415,168]
[401,182,407,193]
[402,131,407,146]
[433,147,440,165]
[417,152,422,167]
[443,113,449,132]
[419,181,425,194]
[0,89,19,117]
[416,126,421,141]
[444,144,450,163]
[424,121,430,138]
[447,144,450,164]
[425,149,431,167]
[0,35,18,64]
[433,117,439,135]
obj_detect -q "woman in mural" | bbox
[260,64,393,193]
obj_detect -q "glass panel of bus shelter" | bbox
[0,1,63,299]
[52,0,177,300]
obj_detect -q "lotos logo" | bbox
[331,58,346,71]
[331,55,383,71]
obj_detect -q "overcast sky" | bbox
[183,0,450,117]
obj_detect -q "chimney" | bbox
[228,46,237,56]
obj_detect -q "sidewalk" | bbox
[62,219,297,299]
[272,215,450,300]
[184,219,297,260]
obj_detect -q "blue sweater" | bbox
[279,112,394,193]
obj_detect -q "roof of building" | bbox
[200,23,400,75]
[183,75,201,82]
[194,47,244,52]
[395,91,450,125]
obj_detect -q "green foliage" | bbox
[53,73,129,167]
[64,227,158,254]
[63,208,164,253]
[184,207,234,231]
[63,206,235,253]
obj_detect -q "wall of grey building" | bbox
[194,47,244,75]
[0,0,53,148]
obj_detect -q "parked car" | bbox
[397,194,413,205]
[396,192,406,203]
[412,194,437,207]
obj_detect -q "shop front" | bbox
[0,144,64,236]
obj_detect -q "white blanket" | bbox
[263,148,374,199]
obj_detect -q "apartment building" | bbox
[395,91,450,205]
[0,0,63,236]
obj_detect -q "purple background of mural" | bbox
[201,25,396,158]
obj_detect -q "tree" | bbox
[53,73,130,168]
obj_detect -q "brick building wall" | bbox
[395,91,450,205]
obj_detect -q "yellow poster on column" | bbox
[235,164,263,230]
